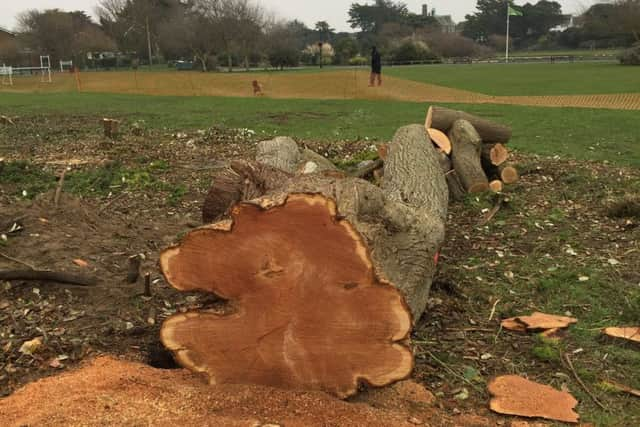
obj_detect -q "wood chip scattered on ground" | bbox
[488,375,580,423]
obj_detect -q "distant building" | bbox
[421,4,457,33]
[550,15,578,32]
[0,26,16,48]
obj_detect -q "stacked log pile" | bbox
[425,106,519,200]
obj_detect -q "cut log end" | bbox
[161,193,413,398]
[489,180,503,193]
[500,165,520,184]
[425,106,433,129]
[427,128,452,155]
[490,144,509,166]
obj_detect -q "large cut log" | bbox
[427,106,512,143]
[448,119,489,193]
[161,194,413,399]
[174,125,447,396]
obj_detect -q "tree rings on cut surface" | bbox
[160,193,413,398]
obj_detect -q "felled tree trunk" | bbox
[449,119,489,193]
[433,147,465,202]
[427,106,512,144]
[164,125,448,398]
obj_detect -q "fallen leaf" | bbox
[48,358,63,369]
[19,337,43,355]
[517,312,577,330]
[578,276,590,282]
[602,327,640,343]
[607,258,620,266]
[73,259,89,268]
[488,375,579,423]
[501,317,528,332]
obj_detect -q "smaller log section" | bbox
[448,120,489,194]
[427,106,512,143]
[426,128,452,154]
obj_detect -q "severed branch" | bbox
[563,353,607,410]
[351,158,384,179]
[0,251,37,270]
[0,270,97,286]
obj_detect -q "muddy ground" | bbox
[1,115,639,425]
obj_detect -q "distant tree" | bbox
[332,35,360,64]
[348,0,409,34]
[265,21,301,69]
[314,21,335,42]
[18,9,115,66]
[462,0,563,48]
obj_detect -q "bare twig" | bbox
[601,380,640,398]
[488,299,501,322]
[54,168,68,207]
[478,196,504,227]
[563,353,607,411]
[0,252,37,270]
[423,350,483,391]
[98,192,127,214]
[0,270,97,286]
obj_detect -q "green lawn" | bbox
[1,92,638,167]
[385,62,640,96]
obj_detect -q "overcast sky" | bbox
[1,0,598,33]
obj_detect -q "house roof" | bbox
[435,15,455,27]
[0,26,15,37]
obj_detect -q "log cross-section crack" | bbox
[160,193,413,398]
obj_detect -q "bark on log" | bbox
[300,148,338,173]
[256,136,301,173]
[427,106,512,143]
[182,126,447,396]
[449,120,489,193]
[433,147,465,202]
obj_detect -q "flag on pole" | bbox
[508,5,523,16]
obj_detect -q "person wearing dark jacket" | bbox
[369,46,382,87]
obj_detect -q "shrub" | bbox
[619,43,640,65]
[349,55,368,66]
[425,33,494,58]
[389,40,439,63]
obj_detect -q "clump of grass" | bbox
[531,335,563,363]
[0,160,56,198]
[606,195,640,219]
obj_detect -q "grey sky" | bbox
[1,0,599,33]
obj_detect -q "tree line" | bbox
[1,0,639,70]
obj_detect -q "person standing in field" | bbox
[369,46,382,87]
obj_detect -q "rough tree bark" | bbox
[167,125,448,397]
[449,120,489,193]
[427,106,512,144]
[434,148,466,202]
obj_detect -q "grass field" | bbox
[385,62,640,96]
[1,92,639,167]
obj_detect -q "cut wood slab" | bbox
[488,375,579,423]
[603,326,640,343]
[427,106,512,143]
[161,194,413,398]
[427,128,452,154]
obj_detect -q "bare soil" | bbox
[1,116,639,426]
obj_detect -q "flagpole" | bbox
[505,2,510,63]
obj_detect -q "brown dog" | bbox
[252,80,263,96]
